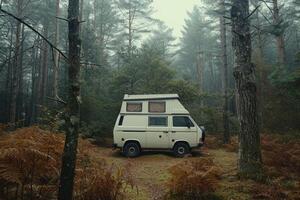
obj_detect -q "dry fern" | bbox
[165,158,222,200]
[0,126,134,200]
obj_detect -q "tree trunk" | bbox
[80,0,84,35]
[17,23,25,125]
[196,51,204,111]
[128,2,133,59]
[253,0,265,131]
[58,0,81,199]
[220,0,230,144]
[53,0,61,101]
[272,0,286,66]
[36,39,43,121]
[231,0,262,178]
[10,0,23,127]
[196,51,204,93]
[207,52,215,92]
[41,21,49,105]
[30,39,39,125]
[6,25,14,122]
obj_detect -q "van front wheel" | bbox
[123,142,140,158]
[173,142,190,157]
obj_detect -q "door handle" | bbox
[163,131,168,133]
[171,131,176,133]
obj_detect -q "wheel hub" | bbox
[129,147,136,153]
[178,147,185,154]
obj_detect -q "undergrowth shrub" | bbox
[0,127,134,200]
[251,183,287,200]
[261,135,300,179]
[165,158,222,200]
[205,135,238,153]
[0,124,8,135]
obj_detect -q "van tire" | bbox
[173,142,190,157]
[123,142,141,158]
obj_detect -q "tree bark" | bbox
[207,52,215,92]
[272,0,286,66]
[10,0,23,127]
[30,39,40,125]
[17,23,25,125]
[253,0,265,131]
[220,0,230,144]
[79,0,84,35]
[40,20,49,105]
[53,0,61,102]
[58,0,81,199]
[231,0,262,177]
[6,25,14,122]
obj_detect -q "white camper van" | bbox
[113,94,205,157]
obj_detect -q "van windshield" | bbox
[173,116,194,127]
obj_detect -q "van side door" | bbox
[145,116,171,149]
[171,116,198,147]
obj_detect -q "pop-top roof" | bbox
[124,94,179,101]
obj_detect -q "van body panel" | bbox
[113,94,204,153]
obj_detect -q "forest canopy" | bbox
[0,0,299,135]
[0,0,300,200]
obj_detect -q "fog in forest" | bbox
[0,0,299,199]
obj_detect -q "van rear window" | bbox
[126,102,142,112]
[149,117,168,127]
[149,102,166,113]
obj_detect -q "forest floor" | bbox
[91,136,300,200]
[94,147,239,200]
[0,126,299,200]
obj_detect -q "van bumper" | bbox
[112,144,118,149]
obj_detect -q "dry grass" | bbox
[165,158,222,200]
[204,134,238,153]
[261,135,300,178]
[0,127,134,200]
[206,134,300,200]
[1,128,300,200]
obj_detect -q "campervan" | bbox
[113,94,205,157]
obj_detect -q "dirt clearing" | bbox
[91,146,240,200]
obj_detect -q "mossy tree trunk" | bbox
[58,0,81,199]
[231,0,263,177]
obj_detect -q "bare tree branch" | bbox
[245,5,260,20]
[0,7,68,61]
[46,96,67,105]
[258,9,272,25]
[260,0,274,15]
[56,16,69,22]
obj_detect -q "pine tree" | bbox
[231,0,263,178]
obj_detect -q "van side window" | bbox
[173,116,195,127]
[149,117,168,127]
[149,102,166,113]
[126,102,142,112]
[118,116,124,126]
